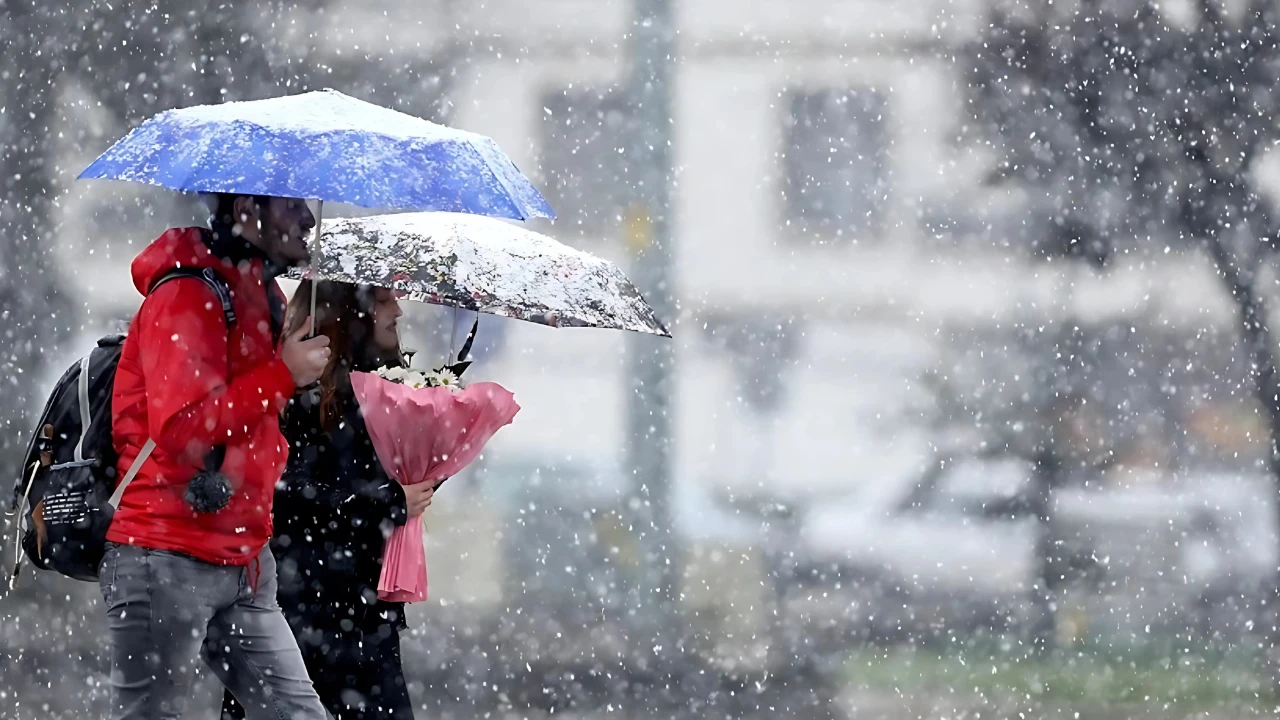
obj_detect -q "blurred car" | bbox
[1053,471,1276,645]
[795,456,1036,648]
[794,456,1275,651]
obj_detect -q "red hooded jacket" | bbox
[108,228,296,566]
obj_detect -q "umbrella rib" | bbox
[463,138,526,221]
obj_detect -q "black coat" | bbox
[271,387,410,632]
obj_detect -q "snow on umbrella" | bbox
[77,88,554,221]
[286,211,670,337]
[78,88,556,325]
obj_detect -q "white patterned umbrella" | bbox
[287,212,669,337]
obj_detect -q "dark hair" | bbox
[285,280,402,432]
[211,193,272,226]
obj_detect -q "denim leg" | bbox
[100,543,234,720]
[202,548,326,720]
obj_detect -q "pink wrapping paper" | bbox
[351,371,520,602]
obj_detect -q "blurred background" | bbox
[7,0,1280,718]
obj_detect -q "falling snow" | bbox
[6,1,1280,719]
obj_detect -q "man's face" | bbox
[238,196,315,268]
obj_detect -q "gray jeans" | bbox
[99,543,327,720]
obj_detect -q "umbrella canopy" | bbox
[287,212,670,337]
[79,89,554,221]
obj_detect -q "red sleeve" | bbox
[138,279,296,464]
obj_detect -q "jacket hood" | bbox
[130,225,273,295]
[130,228,222,296]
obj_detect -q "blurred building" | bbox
[43,0,1275,660]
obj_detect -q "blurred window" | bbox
[935,457,1030,506]
[781,87,890,241]
[538,86,633,238]
[906,457,1032,517]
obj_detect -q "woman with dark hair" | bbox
[222,280,434,720]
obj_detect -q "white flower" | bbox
[377,365,409,382]
[403,369,432,389]
[425,368,462,393]
[376,363,464,392]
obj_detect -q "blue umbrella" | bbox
[79,88,554,221]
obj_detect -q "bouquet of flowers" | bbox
[352,323,519,602]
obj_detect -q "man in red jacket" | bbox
[103,193,331,720]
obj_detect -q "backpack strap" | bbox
[72,355,92,463]
[107,439,155,510]
[149,267,237,328]
[111,268,237,509]
[9,461,39,588]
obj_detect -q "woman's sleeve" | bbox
[338,411,409,527]
[276,400,410,527]
[342,472,409,527]
[275,452,409,528]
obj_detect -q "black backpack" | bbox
[8,267,236,584]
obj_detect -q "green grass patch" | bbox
[846,645,1274,710]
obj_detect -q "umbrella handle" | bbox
[449,304,459,361]
[308,200,324,338]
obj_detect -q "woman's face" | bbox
[370,287,403,352]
